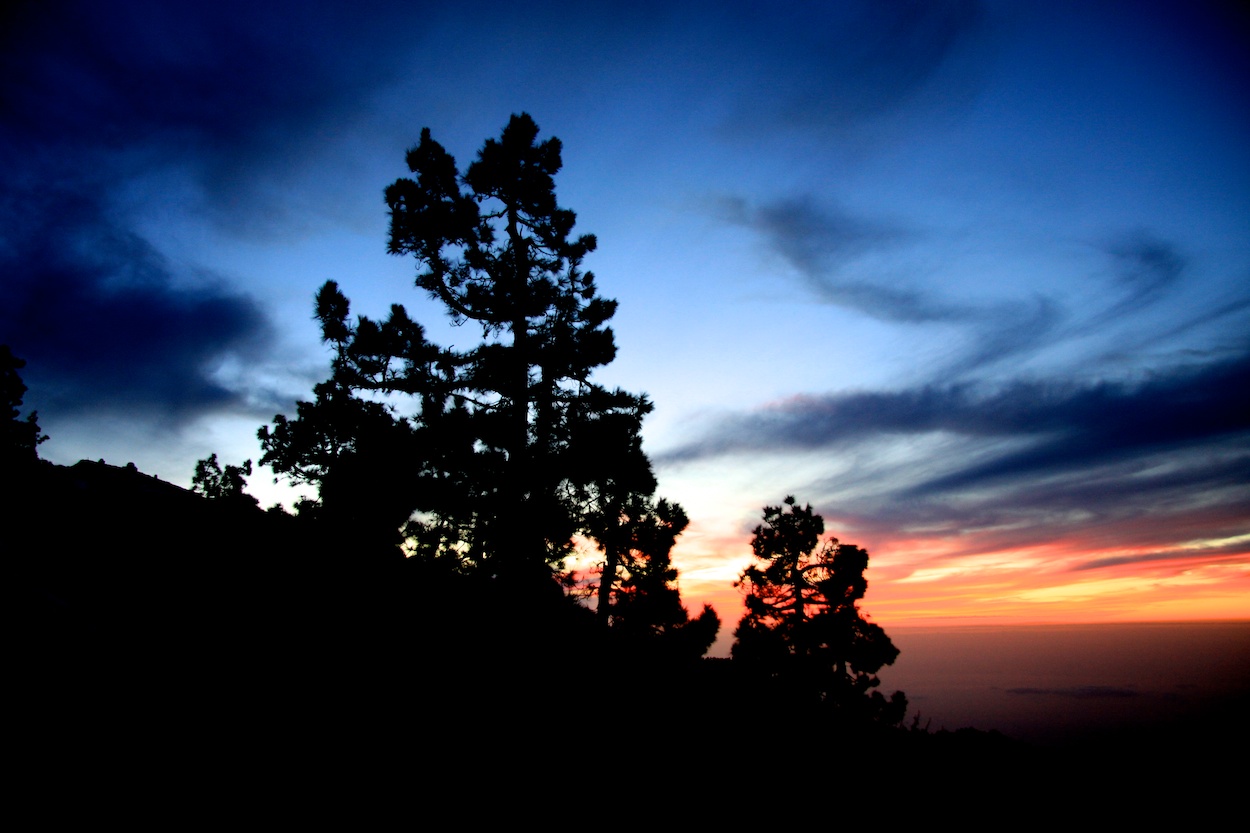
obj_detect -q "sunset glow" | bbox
[675,521,1250,656]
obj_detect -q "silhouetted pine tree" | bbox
[734,496,905,723]
[588,497,720,659]
[259,115,714,643]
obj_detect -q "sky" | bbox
[3,0,1248,652]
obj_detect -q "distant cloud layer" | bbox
[661,349,1250,563]
[663,350,1250,464]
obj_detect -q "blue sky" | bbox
[3,1,1247,635]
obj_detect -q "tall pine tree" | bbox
[262,114,715,644]
[382,112,652,578]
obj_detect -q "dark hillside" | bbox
[10,459,1093,798]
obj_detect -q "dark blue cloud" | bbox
[0,1,438,424]
[0,1,430,235]
[907,352,1250,495]
[663,349,1250,462]
[717,195,934,318]
[0,187,272,419]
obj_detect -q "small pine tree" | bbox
[191,453,259,509]
[733,496,905,723]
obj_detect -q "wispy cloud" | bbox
[716,194,943,320]
[719,193,1068,373]
[1076,230,1189,330]
[1073,537,1250,573]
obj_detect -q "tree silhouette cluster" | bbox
[257,114,717,653]
[10,120,920,788]
[191,453,259,509]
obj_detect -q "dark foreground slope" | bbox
[13,459,603,739]
[17,459,1234,808]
